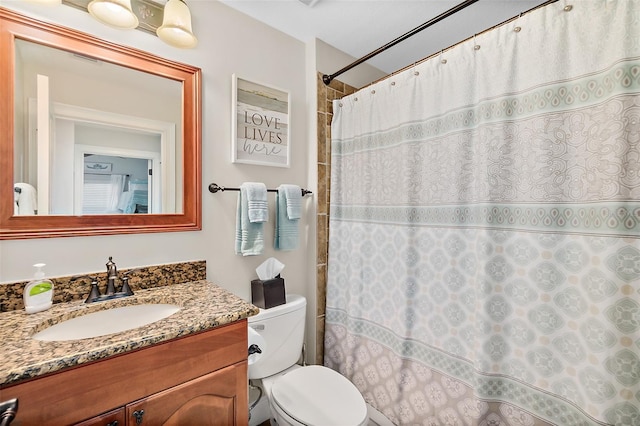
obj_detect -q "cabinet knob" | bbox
[133,410,145,425]
[0,398,18,426]
[106,421,118,426]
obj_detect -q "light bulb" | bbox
[88,0,139,29]
[157,0,197,49]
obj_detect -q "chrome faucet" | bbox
[72,256,135,303]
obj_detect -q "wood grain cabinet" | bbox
[75,408,125,426]
[125,364,243,425]
[3,320,248,426]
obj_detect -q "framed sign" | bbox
[232,75,290,167]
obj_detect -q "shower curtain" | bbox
[324,1,640,425]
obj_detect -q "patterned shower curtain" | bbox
[324,1,640,425]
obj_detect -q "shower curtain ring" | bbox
[440,50,447,64]
[513,13,523,33]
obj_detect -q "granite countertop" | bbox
[0,280,259,386]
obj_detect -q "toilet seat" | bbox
[270,365,368,426]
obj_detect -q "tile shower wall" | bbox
[316,73,357,364]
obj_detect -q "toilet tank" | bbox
[248,294,306,379]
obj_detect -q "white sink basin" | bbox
[32,304,181,341]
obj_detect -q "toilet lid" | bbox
[271,366,367,426]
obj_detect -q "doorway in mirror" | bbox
[80,154,151,215]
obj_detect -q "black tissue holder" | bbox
[251,274,286,309]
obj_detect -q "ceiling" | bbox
[220,0,550,76]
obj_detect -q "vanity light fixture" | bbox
[87,0,139,29]
[156,0,197,49]
[21,0,197,49]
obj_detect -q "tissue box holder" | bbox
[251,275,286,309]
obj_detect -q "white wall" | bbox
[1,1,312,320]
[16,39,182,126]
[1,0,387,364]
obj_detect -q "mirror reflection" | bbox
[13,38,183,216]
[1,8,201,240]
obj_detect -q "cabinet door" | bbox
[126,361,247,425]
[74,408,125,426]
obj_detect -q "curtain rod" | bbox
[355,0,560,90]
[208,183,313,197]
[321,0,479,85]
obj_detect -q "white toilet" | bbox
[248,294,368,426]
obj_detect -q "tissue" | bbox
[256,257,284,281]
[252,257,286,309]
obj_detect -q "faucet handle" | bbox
[120,277,134,297]
[120,269,139,296]
[123,268,140,277]
[72,275,101,303]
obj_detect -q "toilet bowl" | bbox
[268,365,368,426]
[248,294,368,426]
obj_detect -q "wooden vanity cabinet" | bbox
[125,363,243,425]
[2,320,249,426]
[77,363,244,426]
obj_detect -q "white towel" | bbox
[243,182,268,223]
[14,183,37,215]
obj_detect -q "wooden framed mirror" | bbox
[0,8,202,239]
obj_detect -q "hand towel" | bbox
[235,183,267,256]
[243,182,268,223]
[274,184,300,251]
[14,183,37,215]
[117,191,134,213]
[282,184,302,220]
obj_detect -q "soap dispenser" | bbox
[24,263,54,314]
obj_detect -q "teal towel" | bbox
[235,184,266,256]
[282,184,302,219]
[242,182,268,223]
[274,185,300,251]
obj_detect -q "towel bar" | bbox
[208,183,312,197]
